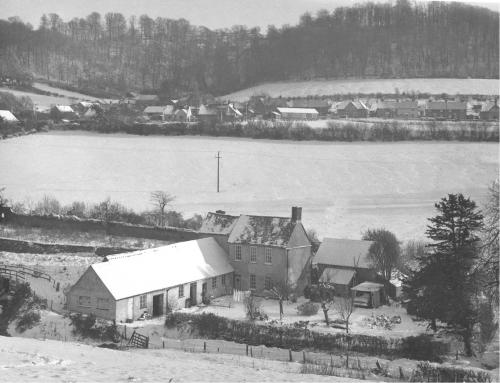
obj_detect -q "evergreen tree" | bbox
[405,194,483,356]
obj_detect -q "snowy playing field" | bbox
[0,131,497,241]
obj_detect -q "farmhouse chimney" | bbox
[291,206,302,223]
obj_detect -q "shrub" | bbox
[296,301,319,316]
[16,310,41,332]
[401,334,449,362]
[69,313,119,341]
[244,294,264,321]
[411,361,492,382]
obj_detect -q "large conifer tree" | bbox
[405,193,483,356]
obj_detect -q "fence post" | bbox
[302,351,306,364]
[50,300,53,311]
[289,349,292,362]
[163,341,165,349]
[250,347,253,357]
[204,341,207,353]
[246,344,248,356]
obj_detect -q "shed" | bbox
[67,237,234,322]
[276,107,319,120]
[351,281,385,308]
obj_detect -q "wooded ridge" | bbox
[0,0,498,97]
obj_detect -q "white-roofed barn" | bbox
[66,237,234,322]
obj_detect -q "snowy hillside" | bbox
[0,336,355,382]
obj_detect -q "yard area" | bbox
[184,295,429,338]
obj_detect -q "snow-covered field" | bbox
[0,87,75,106]
[0,335,356,382]
[221,78,500,102]
[0,131,497,241]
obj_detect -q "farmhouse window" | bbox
[250,247,257,263]
[221,274,226,286]
[139,294,147,309]
[78,296,91,307]
[97,298,110,310]
[212,277,217,289]
[265,248,272,264]
[235,245,242,261]
[179,285,184,298]
[265,276,272,290]
[250,274,256,290]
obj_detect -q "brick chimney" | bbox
[291,206,302,223]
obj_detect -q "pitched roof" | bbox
[313,238,375,269]
[199,212,239,235]
[319,268,356,285]
[277,107,319,114]
[428,101,467,110]
[395,101,418,109]
[481,101,499,112]
[92,238,233,300]
[0,110,19,122]
[227,215,296,247]
[136,94,159,101]
[55,105,74,113]
[336,100,368,110]
[352,281,384,292]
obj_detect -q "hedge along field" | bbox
[73,118,499,142]
[164,312,450,362]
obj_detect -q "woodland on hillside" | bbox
[0,0,498,97]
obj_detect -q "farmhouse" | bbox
[289,99,330,115]
[394,101,420,119]
[276,107,319,120]
[480,100,499,121]
[143,105,175,121]
[426,101,467,120]
[66,238,234,322]
[54,105,77,119]
[313,238,381,296]
[336,100,368,118]
[197,104,218,124]
[202,207,313,295]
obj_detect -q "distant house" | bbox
[54,105,77,120]
[336,100,368,118]
[394,101,419,119]
[276,107,319,120]
[174,108,193,122]
[426,101,467,120]
[289,99,330,116]
[373,101,397,118]
[135,94,160,107]
[200,207,312,295]
[143,105,175,121]
[313,238,386,297]
[480,100,499,121]
[198,104,218,124]
[0,110,19,124]
[67,238,234,322]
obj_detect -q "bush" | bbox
[16,310,41,332]
[69,313,119,341]
[411,361,492,382]
[243,294,266,321]
[401,334,449,362]
[296,301,319,316]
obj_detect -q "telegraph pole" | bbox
[215,151,222,192]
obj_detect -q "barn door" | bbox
[127,298,133,320]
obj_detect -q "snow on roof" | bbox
[313,238,374,269]
[319,268,356,285]
[55,105,74,113]
[277,107,319,114]
[92,238,233,300]
[135,94,159,101]
[0,110,19,122]
[199,212,239,235]
[227,215,296,247]
[352,281,384,292]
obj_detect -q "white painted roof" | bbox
[0,110,19,122]
[92,238,233,300]
[277,107,319,114]
[55,105,74,113]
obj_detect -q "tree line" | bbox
[0,0,498,97]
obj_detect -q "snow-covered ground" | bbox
[0,335,358,382]
[0,87,75,106]
[1,132,497,241]
[220,78,500,102]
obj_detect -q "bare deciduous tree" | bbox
[333,291,356,333]
[270,281,294,322]
[150,191,175,227]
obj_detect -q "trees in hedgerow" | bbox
[404,193,483,356]
[362,228,400,281]
[150,191,175,227]
[270,281,294,322]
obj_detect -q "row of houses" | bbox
[67,207,392,322]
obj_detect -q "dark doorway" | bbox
[234,274,241,290]
[152,294,164,316]
[190,282,197,305]
[201,282,208,304]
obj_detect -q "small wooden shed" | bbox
[351,281,385,308]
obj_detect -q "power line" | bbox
[215,151,222,193]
